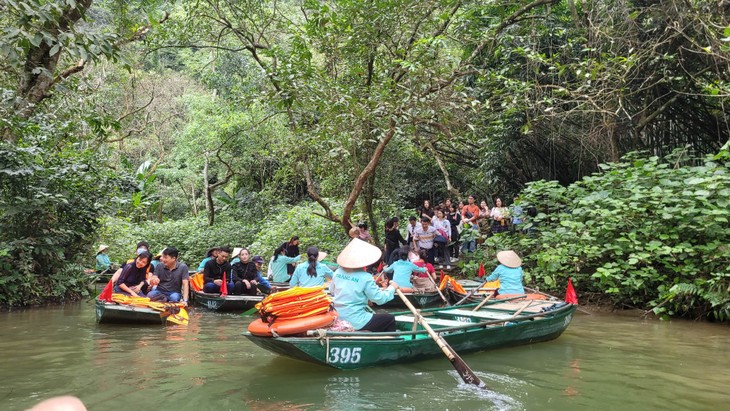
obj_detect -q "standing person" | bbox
[203,247,232,293]
[418,199,435,222]
[491,197,509,234]
[95,245,114,273]
[289,246,333,288]
[280,236,300,276]
[331,239,400,332]
[447,204,462,261]
[406,216,418,244]
[478,200,491,233]
[357,222,373,243]
[414,217,438,264]
[113,251,153,297]
[270,243,301,283]
[382,248,427,292]
[511,196,524,233]
[431,209,452,269]
[461,195,480,253]
[486,250,525,295]
[147,247,190,304]
[383,217,408,265]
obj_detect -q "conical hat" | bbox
[97,244,109,253]
[497,250,522,268]
[336,238,382,269]
[317,251,328,262]
[232,247,243,257]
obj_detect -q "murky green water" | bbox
[1,302,728,410]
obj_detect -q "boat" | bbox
[374,291,444,309]
[95,300,166,324]
[244,299,576,370]
[191,290,263,312]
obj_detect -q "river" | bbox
[1,302,728,410]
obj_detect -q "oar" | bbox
[454,278,492,306]
[425,271,451,306]
[396,289,488,389]
[471,291,495,311]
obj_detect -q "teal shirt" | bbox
[96,253,112,271]
[289,261,334,288]
[383,260,426,289]
[271,255,300,282]
[197,257,212,272]
[486,264,524,295]
[332,268,395,330]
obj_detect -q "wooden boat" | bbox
[95,300,165,324]
[244,299,576,370]
[374,291,444,309]
[192,290,263,312]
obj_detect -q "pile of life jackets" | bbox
[255,286,333,323]
[189,272,204,292]
[110,293,189,325]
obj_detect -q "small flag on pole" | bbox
[98,279,113,301]
[221,272,228,296]
[477,263,485,278]
[376,261,383,273]
[565,278,578,304]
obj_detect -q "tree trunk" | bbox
[203,157,215,226]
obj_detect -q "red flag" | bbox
[220,272,228,296]
[477,263,485,278]
[376,261,383,272]
[98,279,113,302]
[565,278,578,304]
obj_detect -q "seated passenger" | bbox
[113,251,153,297]
[486,250,525,295]
[147,247,190,304]
[231,249,271,295]
[203,247,231,293]
[95,245,115,273]
[289,246,333,288]
[197,247,219,272]
[270,244,300,283]
[382,248,427,293]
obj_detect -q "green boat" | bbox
[95,300,165,324]
[244,299,576,370]
[192,290,263,312]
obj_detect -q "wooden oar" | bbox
[425,272,451,306]
[396,289,487,389]
[454,278,492,306]
[471,292,495,311]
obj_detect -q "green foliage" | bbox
[513,149,730,319]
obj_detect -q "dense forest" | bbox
[0,0,728,320]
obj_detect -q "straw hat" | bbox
[497,250,522,268]
[232,247,243,257]
[336,238,382,269]
[97,244,109,254]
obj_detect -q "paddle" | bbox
[396,289,487,389]
[471,291,495,311]
[454,278,492,306]
[425,271,451,306]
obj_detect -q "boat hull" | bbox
[95,300,165,324]
[192,291,262,312]
[244,303,576,370]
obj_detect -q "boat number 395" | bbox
[328,347,362,364]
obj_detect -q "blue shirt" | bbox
[289,261,334,288]
[383,260,426,289]
[486,264,524,295]
[197,257,212,272]
[96,253,112,271]
[271,255,300,282]
[331,268,395,330]
[512,205,523,225]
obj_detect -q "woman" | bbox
[382,248,427,292]
[95,245,114,273]
[196,247,219,272]
[270,243,300,282]
[447,204,462,260]
[412,249,437,291]
[331,238,400,332]
[289,246,333,288]
[357,222,373,243]
[486,250,525,295]
[418,199,434,222]
[431,209,452,269]
[231,248,271,295]
[113,251,153,297]
[491,198,509,234]
[383,217,408,265]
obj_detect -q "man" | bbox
[251,255,272,294]
[203,246,231,293]
[406,216,418,244]
[281,236,300,276]
[148,247,190,304]
[461,195,480,253]
[414,217,438,264]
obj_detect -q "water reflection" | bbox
[1,304,729,411]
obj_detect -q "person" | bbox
[357,222,373,243]
[478,200,491,233]
[203,246,232,293]
[113,251,152,297]
[461,195,480,253]
[280,236,300,276]
[331,238,400,332]
[383,217,408,265]
[289,246,333,287]
[29,396,87,411]
[511,196,524,233]
[95,245,114,273]
[406,216,418,244]
[270,243,300,282]
[486,250,525,295]
[412,248,437,291]
[150,249,163,269]
[348,226,361,239]
[418,199,434,222]
[251,255,272,293]
[229,247,243,266]
[431,209,452,269]
[147,247,190,304]
[491,197,509,234]
[135,241,150,257]
[197,247,219,272]
[382,248,427,292]
[447,204,462,261]
[414,217,437,264]
[231,250,271,295]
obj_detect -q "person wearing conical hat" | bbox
[95,245,114,273]
[332,238,400,332]
[486,250,525,295]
